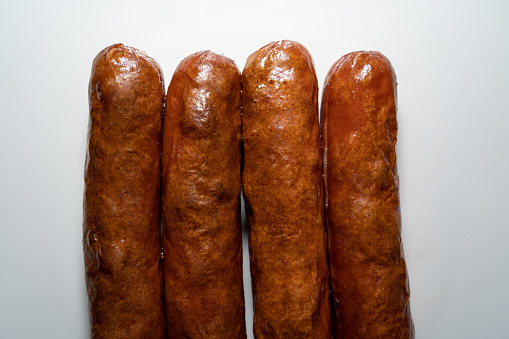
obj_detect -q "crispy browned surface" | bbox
[242,40,332,339]
[321,51,414,339]
[162,51,246,338]
[83,44,165,338]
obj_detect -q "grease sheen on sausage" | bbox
[83,43,165,338]
[242,40,332,338]
[321,51,414,338]
[162,51,246,338]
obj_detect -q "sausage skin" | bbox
[84,43,166,338]
[162,51,246,338]
[242,40,332,338]
[321,51,414,338]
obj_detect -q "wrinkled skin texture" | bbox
[321,51,414,339]
[162,51,246,338]
[84,44,166,338]
[242,40,332,339]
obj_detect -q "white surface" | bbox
[1,0,508,338]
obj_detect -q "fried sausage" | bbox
[83,43,166,338]
[242,40,332,338]
[321,51,414,338]
[162,51,246,338]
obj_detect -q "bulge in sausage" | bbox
[162,51,246,338]
[83,43,166,338]
[321,51,414,338]
[242,40,332,338]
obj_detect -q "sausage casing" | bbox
[162,51,246,338]
[84,43,165,338]
[321,51,414,338]
[242,40,332,338]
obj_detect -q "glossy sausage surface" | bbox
[162,51,246,338]
[84,43,166,338]
[321,51,414,338]
[242,40,332,338]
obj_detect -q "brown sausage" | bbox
[242,40,332,338]
[162,51,246,338]
[83,43,165,338]
[321,51,414,338]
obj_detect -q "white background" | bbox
[1,0,508,338]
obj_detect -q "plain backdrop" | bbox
[1,0,508,338]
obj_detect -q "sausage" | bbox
[162,51,246,338]
[321,51,414,338]
[242,40,332,338]
[83,44,165,338]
